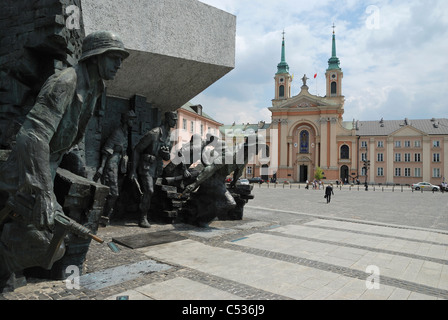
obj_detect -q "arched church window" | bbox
[279,85,285,97]
[340,145,349,159]
[331,82,337,95]
[300,130,309,154]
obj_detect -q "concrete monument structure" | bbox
[81,0,236,113]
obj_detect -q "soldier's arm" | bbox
[15,68,77,229]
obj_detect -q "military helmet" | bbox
[79,31,129,62]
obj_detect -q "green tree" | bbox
[314,166,324,180]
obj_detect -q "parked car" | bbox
[236,178,250,186]
[411,182,440,192]
[248,177,264,184]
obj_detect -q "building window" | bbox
[414,140,421,148]
[361,167,367,176]
[433,140,440,148]
[183,119,187,130]
[361,141,367,148]
[404,168,411,177]
[414,168,421,177]
[395,153,401,162]
[377,167,384,176]
[395,141,401,148]
[404,153,411,162]
[279,85,285,98]
[404,141,411,147]
[247,166,253,175]
[331,82,337,95]
[361,153,367,162]
[433,168,441,178]
[377,141,384,148]
[414,153,421,162]
[340,145,349,159]
[377,153,383,162]
[190,121,194,133]
[200,124,204,136]
[395,168,401,177]
[433,153,440,162]
[299,130,309,154]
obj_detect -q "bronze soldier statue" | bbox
[129,111,178,228]
[94,110,136,225]
[0,31,129,291]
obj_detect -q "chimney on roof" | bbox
[191,104,203,116]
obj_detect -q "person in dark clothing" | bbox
[325,184,334,203]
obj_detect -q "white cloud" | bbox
[195,0,448,125]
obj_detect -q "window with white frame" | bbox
[395,168,401,177]
[433,168,441,178]
[395,153,401,162]
[377,153,383,162]
[414,168,421,177]
[414,140,421,147]
[377,167,384,176]
[361,141,367,148]
[414,153,421,162]
[404,141,411,147]
[404,153,411,162]
[190,121,194,133]
[377,141,384,148]
[404,168,411,177]
[433,153,440,162]
[361,167,367,176]
[183,119,187,130]
[395,141,401,148]
[361,153,367,161]
[433,140,440,148]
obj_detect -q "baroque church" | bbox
[242,30,448,185]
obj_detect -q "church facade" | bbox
[251,31,448,186]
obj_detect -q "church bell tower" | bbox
[274,31,292,102]
[325,25,343,99]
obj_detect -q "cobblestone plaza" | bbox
[1,185,447,301]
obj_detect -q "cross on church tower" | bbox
[332,23,336,34]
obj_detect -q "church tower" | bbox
[325,26,343,98]
[273,32,292,102]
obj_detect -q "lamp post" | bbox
[363,160,370,191]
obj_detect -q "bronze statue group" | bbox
[0,31,260,292]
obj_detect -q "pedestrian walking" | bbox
[325,183,334,203]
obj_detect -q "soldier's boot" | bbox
[0,256,12,293]
[139,212,151,228]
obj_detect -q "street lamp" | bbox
[363,160,370,191]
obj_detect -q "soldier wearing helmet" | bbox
[129,111,178,228]
[94,110,136,225]
[0,31,129,290]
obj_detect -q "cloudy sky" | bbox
[190,0,448,126]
